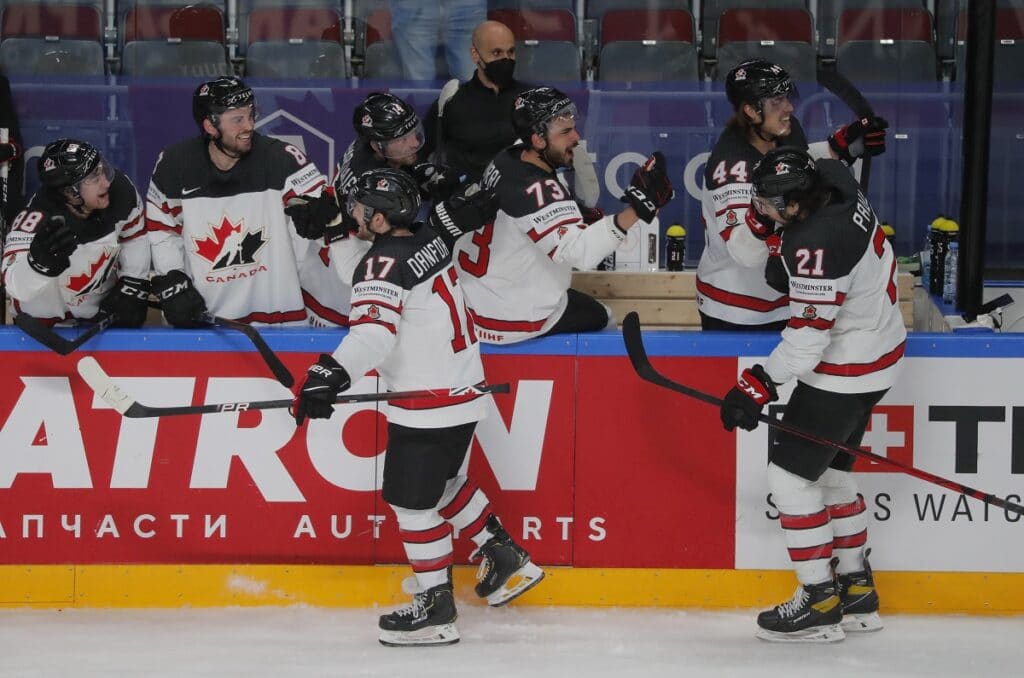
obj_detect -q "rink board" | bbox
[2,328,1024,612]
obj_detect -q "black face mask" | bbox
[481,58,515,88]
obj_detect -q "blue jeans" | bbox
[390,0,486,81]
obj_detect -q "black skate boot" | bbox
[471,515,544,607]
[756,581,845,643]
[378,582,459,647]
[837,548,883,632]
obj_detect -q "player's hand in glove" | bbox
[285,192,342,240]
[620,151,674,222]
[828,116,888,166]
[577,202,604,225]
[151,270,208,328]
[428,180,498,238]
[99,276,151,327]
[325,208,360,243]
[720,364,778,432]
[411,162,462,202]
[293,354,351,426]
[27,215,77,277]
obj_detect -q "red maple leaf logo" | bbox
[194,216,243,264]
[67,251,112,293]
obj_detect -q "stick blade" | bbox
[621,311,653,378]
[76,356,138,416]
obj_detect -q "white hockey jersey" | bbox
[333,222,487,429]
[764,159,906,394]
[454,146,626,344]
[146,133,332,326]
[2,172,148,322]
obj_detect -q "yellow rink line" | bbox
[2,565,1023,614]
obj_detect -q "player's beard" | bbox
[218,133,253,159]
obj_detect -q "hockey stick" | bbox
[433,78,460,166]
[816,68,875,192]
[621,312,1024,516]
[0,127,8,325]
[15,311,116,355]
[200,313,295,388]
[77,355,509,418]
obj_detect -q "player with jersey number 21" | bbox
[146,76,341,328]
[292,168,543,647]
[719,147,906,644]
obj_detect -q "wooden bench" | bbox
[571,270,915,329]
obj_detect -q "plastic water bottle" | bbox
[920,224,932,287]
[665,224,686,271]
[943,241,959,304]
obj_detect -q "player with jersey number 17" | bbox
[292,168,543,647]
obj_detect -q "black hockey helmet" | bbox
[192,76,255,133]
[347,167,422,228]
[725,59,796,113]
[751,146,819,211]
[352,92,424,159]
[511,86,576,145]
[38,138,113,199]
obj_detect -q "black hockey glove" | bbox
[828,116,889,166]
[151,270,208,328]
[411,162,463,202]
[620,151,674,223]
[428,180,498,239]
[27,215,77,277]
[764,235,789,295]
[293,354,351,426]
[285,192,342,240]
[720,364,778,432]
[577,202,604,225]
[99,276,151,328]
[325,209,360,244]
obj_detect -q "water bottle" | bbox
[920,224,932,286]
[930,217,958,295]
[665,224,686,271]
[943,241,959,304]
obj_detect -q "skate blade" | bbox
[756,624,846,644]
[842,612,883,632]
[379,623,460,647]
[486,562,545,607]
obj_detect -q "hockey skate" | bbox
[471,516,544,607]
[378,582,460,647]
[837,549,883,632]
[756,581,845,643]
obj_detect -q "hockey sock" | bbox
[436,476,493,547]
[821,469,869,574]
[769,463,834,585]
[391,505,453,591]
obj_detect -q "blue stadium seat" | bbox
[246,41,346,80]
[121,40,230,77]
[0,37,104,76]
[513,40,581,82]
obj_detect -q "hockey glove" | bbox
[578,202,604,225]
[27,215,77,277]
[745,206,777,240]
[325,209,360,244]
[99,276,151,328]
[720,364,778,432]
[620,151,674,223]
[828,116,889,166]
[411,162,462,203]
[151,270,208,328]
[293,354,351,426]
[0,141,20,163]
[285,192,342,240]
[429,180,498,239]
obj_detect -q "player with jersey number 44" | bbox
[292,168,543,647]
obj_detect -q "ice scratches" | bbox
[225,574,288,600]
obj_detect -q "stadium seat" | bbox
[700,0,805,60]
[244,7,345,79]
[0,37,104,76]
[488,8,576,42]
[597,9,697,82]
[818,1,925,59]
[121,40,230,77]
[488,0,575,11]
[513,40,581,82]
[955,7,1024,82]
[835,7,937,82]
[0,2,103,41]
[122,4,224,43]
[714,8,817,83]
[357,7,403,79]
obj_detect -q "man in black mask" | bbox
[422,20,532,182]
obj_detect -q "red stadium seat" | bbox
[718,8,814,45]
[123,4,224,43]
[365,8,392,45]
[248,7,342,44]
[0,3,102,41]
[599,9,694,46]
[838,7,934,45]
[488,8,576,42]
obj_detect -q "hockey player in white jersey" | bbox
[146,76,341,328]
[292,168,543,647]
[2,138,150,326]
[719,148,905,643]
[697,59,888,330]
[456,86,673,343]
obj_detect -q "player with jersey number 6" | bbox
[2,138,150,326]
[145,76,341,328]
[454,86,674,344]
[292,168,543,647]
[719,147,906,643]
[697,59,888,331]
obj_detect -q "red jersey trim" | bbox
[468,310,547,333]
[231,309,307,325]
[696,278,789,312]
[814,340,906,377]
[301,290,349,327]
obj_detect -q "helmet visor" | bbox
[751,185,787,214]
[376,121,425,160]
[77,158,115,190]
